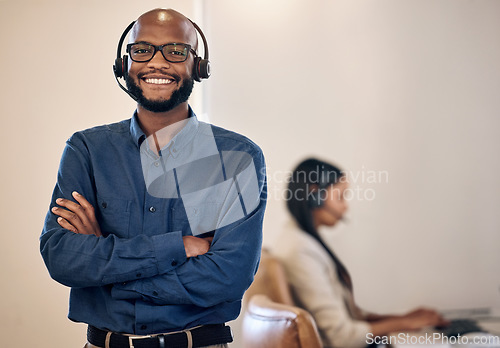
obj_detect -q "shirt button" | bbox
[171,260,178,266]
[154,162,159,167]
[141,325,147,330]
[101,202,107,209]
[149,206,156,213]
[172,148,177,153]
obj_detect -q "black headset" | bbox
[307,182,329,208]
[113,18,211,97]
[308,171,331,208]
[307,170,347,221]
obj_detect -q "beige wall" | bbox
[204,0,500,312]
[1,1,500,347]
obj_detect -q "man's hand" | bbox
[182,236,213,258]
[52,191,102,237]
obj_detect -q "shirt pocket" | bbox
[96,195,132,238]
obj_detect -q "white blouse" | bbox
[272,220,371,348]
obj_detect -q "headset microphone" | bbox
[112,18,211,100]
[113,66,138,101]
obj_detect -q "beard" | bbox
[125,73,194,113]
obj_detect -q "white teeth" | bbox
[144,78,173,85]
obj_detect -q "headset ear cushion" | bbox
[114,55,128,79]
[114,57,123,78]
[193,57,211,82]
[122,55,128,79]
[192,57,201,82]
[114,56,127,78]
[198,59,211,80]
[308,191,321,208]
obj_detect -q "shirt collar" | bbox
[129,106,199,153]
[165,109,199,158]
[130,111,146,147]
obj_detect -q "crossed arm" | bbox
[52,191,212,258]
[48,188,265,307]
[41,133,266,308]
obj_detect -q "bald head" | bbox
[129,8,198,50]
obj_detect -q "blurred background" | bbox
[1,0,499,346]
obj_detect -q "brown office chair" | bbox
[242,294,322,348]
[244,249,294,306]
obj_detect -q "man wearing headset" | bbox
[40,8,266,348]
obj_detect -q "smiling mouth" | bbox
[143,78,174,85]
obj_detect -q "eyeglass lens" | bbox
[129,43,189,62]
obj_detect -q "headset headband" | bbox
[116,20,209,62]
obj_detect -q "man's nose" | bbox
[147,50,171,69]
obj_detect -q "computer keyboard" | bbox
[438,319,484,337]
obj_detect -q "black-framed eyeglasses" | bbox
[126,42,197,63]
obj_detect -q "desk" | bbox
[387,318,500,348]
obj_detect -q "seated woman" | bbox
[272,158,448,348]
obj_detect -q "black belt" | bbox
[87,324,233,348]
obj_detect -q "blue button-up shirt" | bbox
[40,108,266,334]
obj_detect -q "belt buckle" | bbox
[128,334,153,348]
